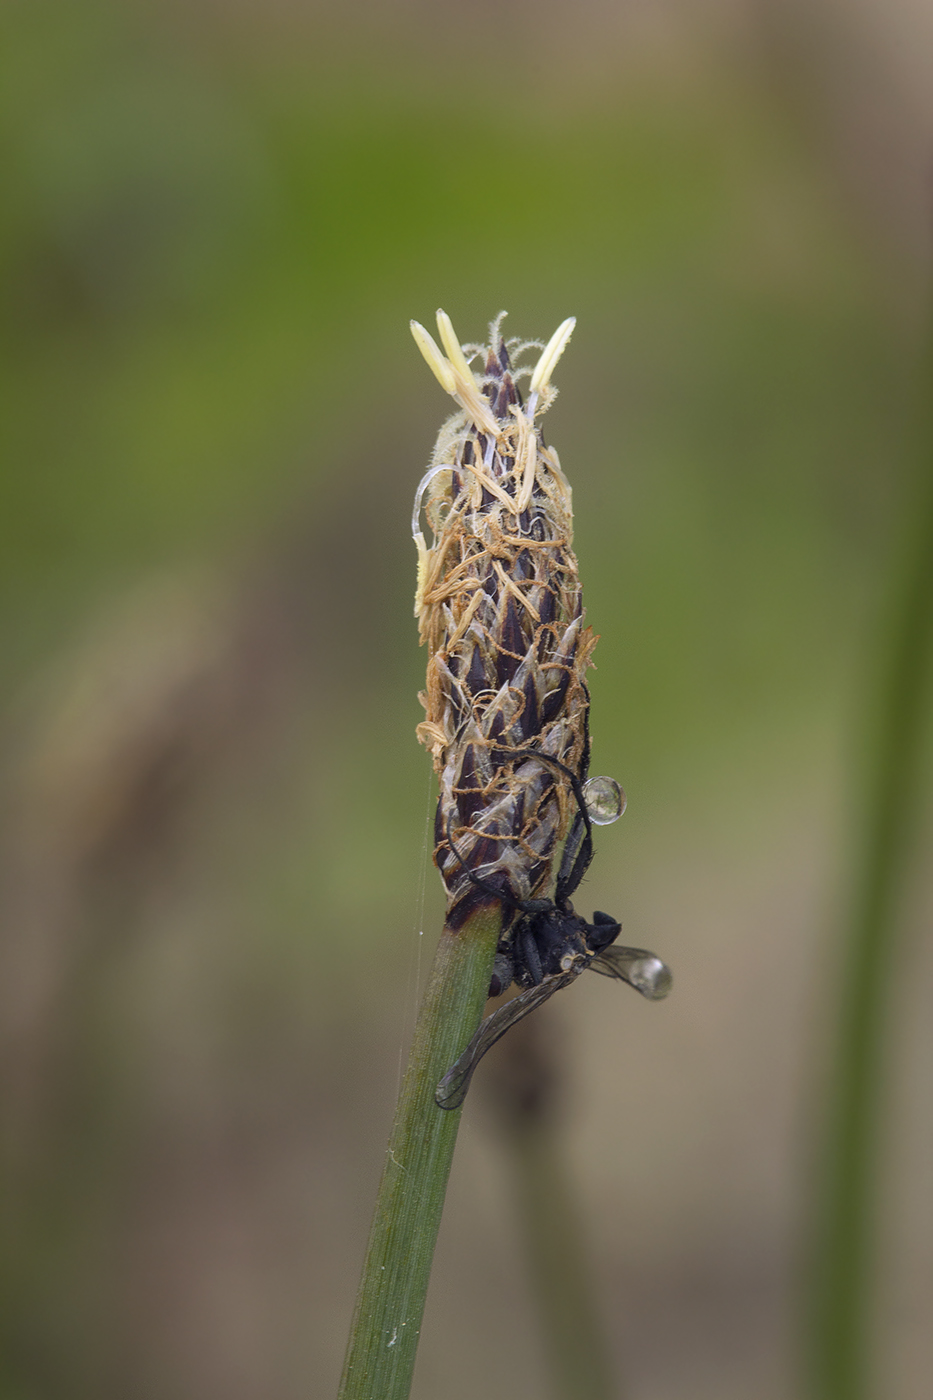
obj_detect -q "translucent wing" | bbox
[588,944,673,1000]
[435,966,584,1111]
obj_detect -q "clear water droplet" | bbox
[626,955,672,1001]
[583,775,626,825]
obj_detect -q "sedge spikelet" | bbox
[411,311,596,940]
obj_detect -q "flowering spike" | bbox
[412,313,594,929]
[529,316,576,396]
[410,319,456,395]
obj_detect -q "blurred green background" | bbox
[1,2,930,1398]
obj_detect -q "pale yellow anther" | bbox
[410,320,456,394]
[435,310,475,386]
[529,317,576,395]
[412,313,500,438]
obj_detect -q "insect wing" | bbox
[435,968,582,1111]
[588,945,673,1001]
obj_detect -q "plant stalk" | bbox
[486,1008,615,1400]
[338,900,502,1400]
[807,351,933,1399]
[506,1114,615,1400]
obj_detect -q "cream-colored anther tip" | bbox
[410,319,456,394]
[529,316,576,395]
[434,310,474,383]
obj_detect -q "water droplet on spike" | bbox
[626,955,672,1000]
[583,776,626,824]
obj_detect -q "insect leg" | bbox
[519,923,544,985]
[490,743,594,904]
[435,966,584,1110]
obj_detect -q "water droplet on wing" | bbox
[583,775,626,824]
[625,955,672,1000]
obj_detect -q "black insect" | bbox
[436,744,671,1110]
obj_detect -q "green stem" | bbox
[338,901,502,1400]
[505,1111,616,1400]
[486,1010,615,1400]
[807,360,933,1399]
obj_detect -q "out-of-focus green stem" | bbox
[807,355,933,1400]
[505,1108,615,1400]
[487,1011,615,1400]
[338,901,502,1400]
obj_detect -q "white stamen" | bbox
[529,316,576,395]
[514,411,538,515]
[411,464,448,541]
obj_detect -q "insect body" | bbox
[436,745,671,1110]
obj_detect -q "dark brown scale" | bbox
[495,379,517,418]
[456,745,487,824]
[500,594,526,659]
[521,672,540,738]
[461,439,474,465]
[495,601,525,686]
[537,588,556,626]
[495,651,520,689]
[516,549,533,579]
[536,625,557,662]
[540,669,570,724]
[464,645,488,696]
[481,352,520,420]
[468,833,505,871]
[488,708,507,741]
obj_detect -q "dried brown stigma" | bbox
[411,311,597,931]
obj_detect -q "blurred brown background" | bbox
[0,2,931,1398]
